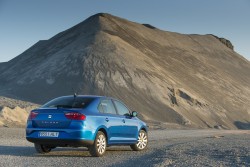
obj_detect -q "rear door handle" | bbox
[105,118,109,122]
[122,119,125,123]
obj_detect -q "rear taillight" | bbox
[28,111,39,120]
[64,112,86,120]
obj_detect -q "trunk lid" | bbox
[32,108,80,129]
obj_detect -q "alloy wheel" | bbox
[136,131,148,149]
[97,134,106,154]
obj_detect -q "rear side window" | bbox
[98,99,117,114]
[41,96,95,109]
[113,100,130,116]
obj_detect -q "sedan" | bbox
[26,95,148,156]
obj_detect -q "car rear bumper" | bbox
[26,127,96,147]
[26,137,94,147]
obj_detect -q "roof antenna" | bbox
[72,87,78,98]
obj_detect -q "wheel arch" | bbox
[139,125,148,133]
[137,125,148,139]
[140,127,147,132]
[96,126,109,142]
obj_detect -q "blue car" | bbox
[26,95,148,156]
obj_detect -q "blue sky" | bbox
[0,0,249,62]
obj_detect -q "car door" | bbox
[98,99,123,143]
[112,100,138,141]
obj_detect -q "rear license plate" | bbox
[39,132,59,137]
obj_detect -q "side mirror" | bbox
[131,111,138,117]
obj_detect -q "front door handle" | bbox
[105,118,109,122]
[122,119,125,123]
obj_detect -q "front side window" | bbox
[98,99,117,115]
[113,100,130,116]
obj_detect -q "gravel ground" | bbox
[0,128,249,167]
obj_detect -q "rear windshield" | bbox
[41,96,95,109]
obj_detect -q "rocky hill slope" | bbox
[0,96,39,127]
[0,13,249,129]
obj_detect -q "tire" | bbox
[34,143,52,154]
[130,130,148,151]
[89,131,107,157]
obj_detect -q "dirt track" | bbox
[0,128,249,167]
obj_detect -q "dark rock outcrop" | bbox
[142,24,157,29]
[210,34,234,50]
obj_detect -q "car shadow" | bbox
[0,145,34,156]
[0,145,90,157]
[0,145,133,157]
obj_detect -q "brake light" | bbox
[65,112,86,120]
[28,111,39,120]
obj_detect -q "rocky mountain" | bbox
[0,13,249,129]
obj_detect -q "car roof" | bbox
[62,95,103,98]
[59,95,122,101]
